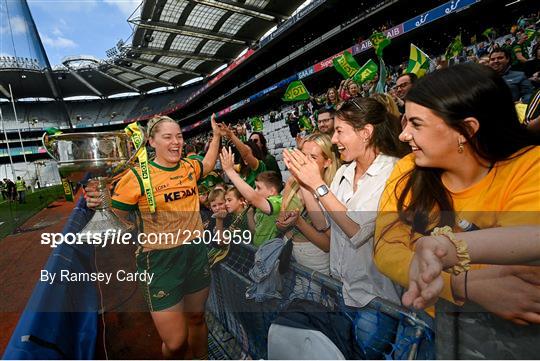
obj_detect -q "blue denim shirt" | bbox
[503,68,534,103]
[246,238,288,302]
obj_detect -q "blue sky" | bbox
[1,0,140,67]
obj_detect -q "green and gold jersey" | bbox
[112,158,204,250]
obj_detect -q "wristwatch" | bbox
[314,184,329,199]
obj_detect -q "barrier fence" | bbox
[207,243,434,360]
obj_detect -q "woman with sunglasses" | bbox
[249,131,280,177]
[284,97,409,358]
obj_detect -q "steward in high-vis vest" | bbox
[15,176,26,204]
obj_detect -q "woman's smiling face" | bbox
[331,115,365,162]
[149,122,183,166]
[399,101,463,169]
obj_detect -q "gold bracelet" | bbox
[431,225,471,275]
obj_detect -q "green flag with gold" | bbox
[299,115,314,132]
[352,59,378,84]
[524,28,538,46]
[482,27,496,41]
[445,34,463,59]
[251,116,264,131]
[406,44,431,77]
[282,80,310,102]
[370,31,391,58]
[332,51,360,79]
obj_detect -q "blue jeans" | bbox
[344,305,398,359]
[393,312,435,360]
[18,191,25,203]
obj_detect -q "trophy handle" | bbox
[41,132,58,161]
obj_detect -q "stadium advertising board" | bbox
[249,74,296,102]
[277,75,299,89]
[297,66,315,80]
[313,48,352,73]
[403,0,479,32]
[352,24,404,55]
[185,84,209,105]
[218,107,231,117]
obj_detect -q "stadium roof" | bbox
[0,0,306,100]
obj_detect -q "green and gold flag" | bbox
[332,51,360,79]
[299,115,314,132]
[282,80,310,102]
[352,59,378,84]
[406,44,431,78]
[482,27,496,41]
[251,116,264,131]
[445,34,463,59]
[370,31,391,58]
[524,28,538,45]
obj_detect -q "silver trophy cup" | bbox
[43,130,146,240]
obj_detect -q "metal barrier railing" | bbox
[206,242,433,359]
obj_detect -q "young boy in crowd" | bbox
[207,188,229,235]
[220,147,283,247]
[207,188,230,267]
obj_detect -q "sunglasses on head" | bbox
[337,98,363,112]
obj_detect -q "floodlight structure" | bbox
[0,0,71,126]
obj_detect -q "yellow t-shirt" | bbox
[374,146,540,305]
[112,158,204,250]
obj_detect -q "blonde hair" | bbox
[283,133,340,209]
[371,93,401,118]
[147,115,178,138]
[208,188,225,203]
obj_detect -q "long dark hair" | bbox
[239,140,265,177]
[249,132,269,157]
[335,97,409,158]
[397,63,539,234]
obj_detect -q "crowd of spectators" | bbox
[84,12,539,359]
[176,12,540,357]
